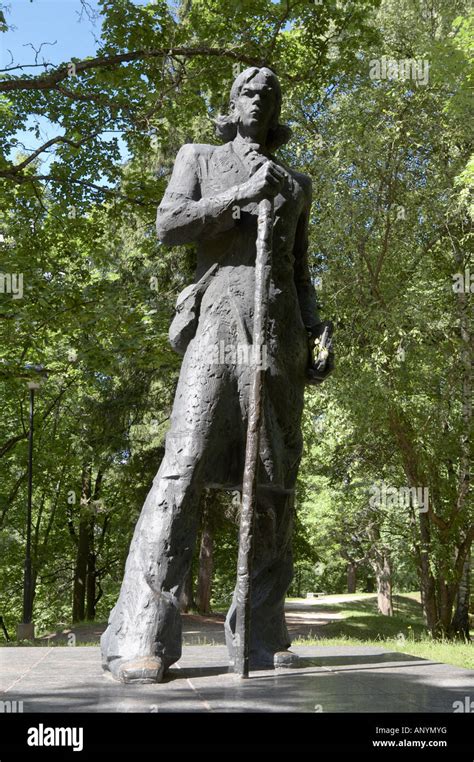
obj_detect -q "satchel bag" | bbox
[169,263,219,355]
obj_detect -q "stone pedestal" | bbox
[16,622,35,641]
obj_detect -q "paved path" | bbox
[1,644,473,713]
[34,596,367,646]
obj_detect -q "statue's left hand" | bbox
[306,320,334,385]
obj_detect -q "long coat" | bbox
[156,136,320,491]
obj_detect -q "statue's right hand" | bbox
[238,161,286,203]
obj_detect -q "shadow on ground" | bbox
[2,644,472,713]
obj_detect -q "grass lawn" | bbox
[293,593,473,670]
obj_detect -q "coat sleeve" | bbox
[293,176,321,332]
[156,143,238,245]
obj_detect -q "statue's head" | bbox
[215,67,291,152]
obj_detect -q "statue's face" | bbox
[232,80,278,139]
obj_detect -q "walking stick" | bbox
[235,197,274,678]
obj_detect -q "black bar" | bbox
[0,713,472,757]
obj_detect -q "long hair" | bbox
[214,67,292,152]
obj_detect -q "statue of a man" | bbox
[101,67,333,683]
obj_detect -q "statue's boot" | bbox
[118,657,165,684]
[274,650,300,668]
[103,655,164,684]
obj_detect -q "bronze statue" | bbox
[101,67,333,684]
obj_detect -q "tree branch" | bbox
[0,47,264,93]
[0,131,103,177]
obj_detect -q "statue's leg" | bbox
[225,485,295,669]
[100,429,207,683]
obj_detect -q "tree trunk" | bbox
[451,552,471,641]
[367,521,393,616]
[296,565,302,598]
[448,244,473,639]
[72,464,92,623]
[196,499,214,615]
[179,568,194,613]
[85,470,102,621]
[85,540,96,620]
[347,561,357,593]
[365,577,375,593]
[388,410,439,634]
[418,510,439,634]
[375,552,393,616]
[72,516,90,622]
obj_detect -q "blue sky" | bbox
[1,0,155,68]
[1,1,101,70]
[1,1,147,166]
